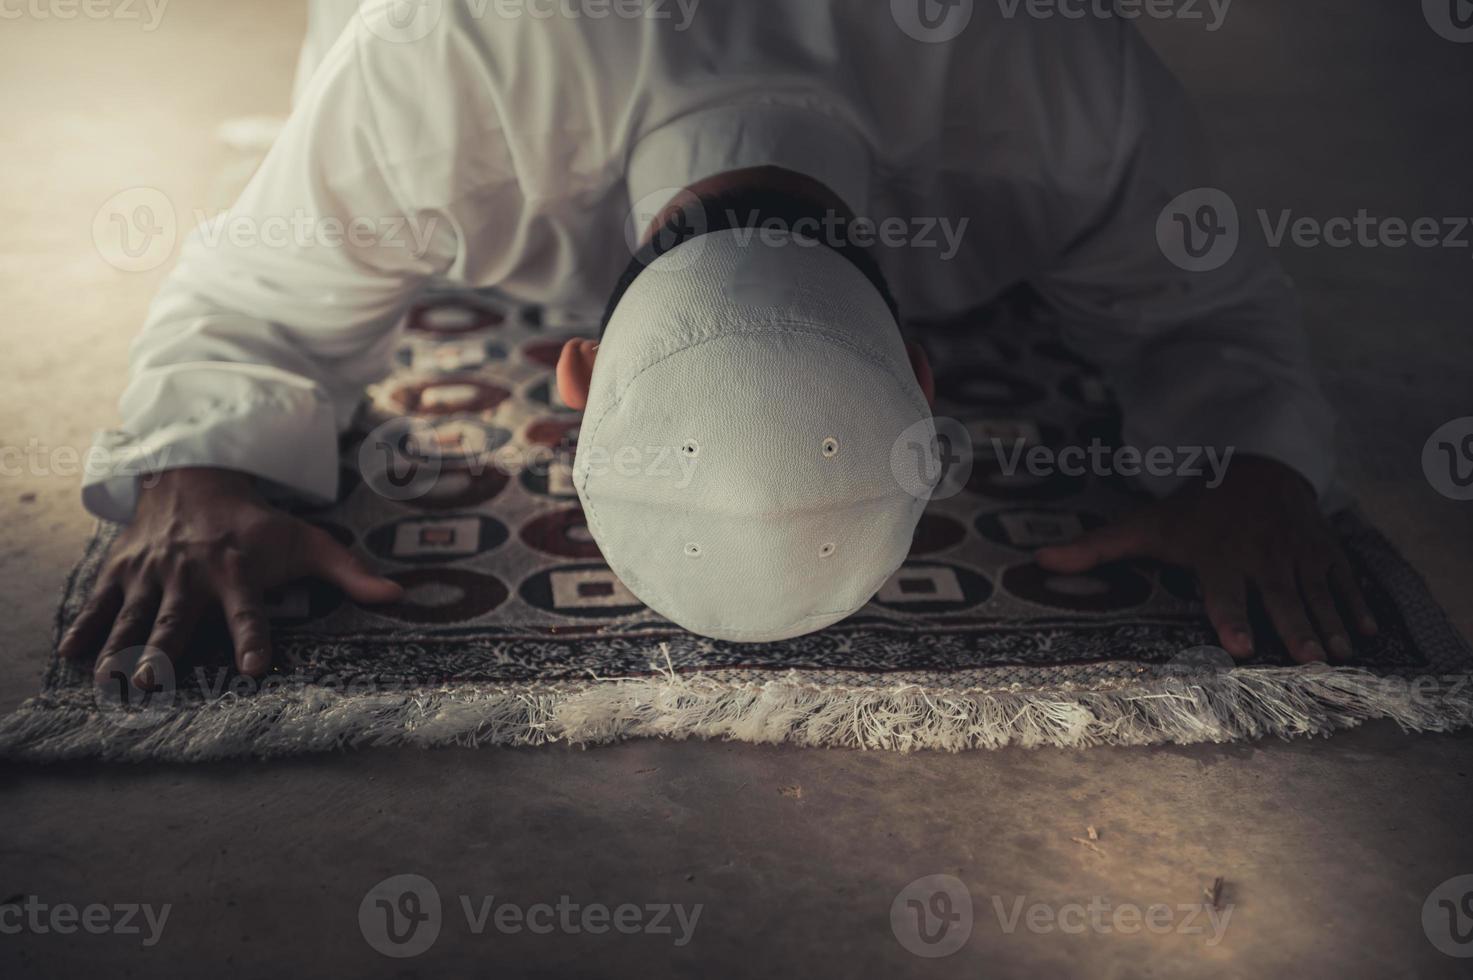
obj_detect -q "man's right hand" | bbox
[58,468,403,690]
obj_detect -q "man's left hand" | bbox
[1035,455,1379,663]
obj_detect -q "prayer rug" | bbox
[3,288,1469,761]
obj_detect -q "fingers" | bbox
[1300,564,1353,661]
[1330,559,1379,636]
[1036,517,1158,574]
[93,589,162,687]
[1197,564,1253,659]
[1258,572,1326,663]
[305,528,403,605]
[57,577,125,663]
[216,565,273,678]
[134,576,207,690]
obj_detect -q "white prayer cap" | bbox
[574,228,938,643]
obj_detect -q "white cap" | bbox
[574,228,937,643]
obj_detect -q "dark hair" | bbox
[600,187,901,336]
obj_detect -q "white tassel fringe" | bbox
[2,663,1470,763]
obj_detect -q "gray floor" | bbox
[2,2,1471,977]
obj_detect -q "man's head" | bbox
[556,185,939,643]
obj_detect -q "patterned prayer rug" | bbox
[3,288,1470,761]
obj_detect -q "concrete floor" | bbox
[2,1,1471,977]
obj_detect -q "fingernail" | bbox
[1301,641,1327,663]
[240,651,268,676]
[131,663,155,691]
[1360,616,1379,635]
[1233,628,1255,656]
[1328,635,1352,659]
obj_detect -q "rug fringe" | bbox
[1,663,1471,763]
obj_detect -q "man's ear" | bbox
[556,339,599,411]
[906,342,935,407]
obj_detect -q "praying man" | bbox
[61,0,1377,688]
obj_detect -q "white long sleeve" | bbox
[1033,25,1335,496]
[83,3,1335,520]
[84,7,520,519]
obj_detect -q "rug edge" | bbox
[2,665,1470,764]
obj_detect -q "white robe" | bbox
[82,0,1334,520]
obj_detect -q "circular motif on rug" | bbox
[385,376,511,417]
[871,561,994,615]
[519,563,646,619]
[416,418,513,468]
[965,419,1087,502]
[909,513,969,556]
[935,366,1046,409]
[365,513,509,565]
[524,417,582,450]
[403,463,511,511]
[407,299,505,336]
[1000,561,1153,613]
[520,449,579,499]
[521,339,566,371]
[520,507,603,560]
[974,508,1105,551]
[374,568,510,624]
[429,339,508,374]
